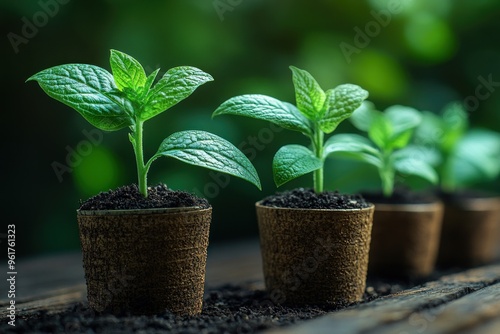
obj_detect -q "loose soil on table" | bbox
[7,279,410,334]
[79,184,210,211]
[260,188,370,209]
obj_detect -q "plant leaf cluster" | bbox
[28,50,261,197]
[214,66,368,192]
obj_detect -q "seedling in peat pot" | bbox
[326,102,438,197]
[27,49,261,197]
[213,66,368,193]
[413,102,500,192]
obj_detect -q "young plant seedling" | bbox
[414,102,500,192]
[213,67,368,193]
[27,49,261,197]
[325,102,438,197]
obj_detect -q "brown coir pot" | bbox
[256,202,374,306]
[77,206,211,315]
[368,202,443,278]
[438,196,500,267]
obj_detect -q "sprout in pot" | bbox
[414,102,500,267]
[214,66,375,305]
[27,50,261,315]
[328,102,443,278]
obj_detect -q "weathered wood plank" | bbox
[269,264,500,334]
[368,282,500,334]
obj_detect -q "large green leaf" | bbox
[142,66,213,121]
[27,64,132,131]
[151,130,261,189]
[272,145,322,187]
[289,66,326,121]
[323,134,382,168]
[393,158,438,185]
[109,49,147,94]
[213,94,313,136]
[319,84,369,134]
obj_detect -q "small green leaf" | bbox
[394,158,438,185]
[27,64,132,131]
[140,68,160,99]
[110,49,147,93]
[319,84,369,134]
[289,66,326,121]
[152,130,261,189]
[440,102,468,153]
[350,101,380,132]
[213,94,313,136]
[368,115,393,150]
[272,145,322,187]
[323,134,382,168]
[142,66,213,121]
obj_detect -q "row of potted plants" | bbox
[28,50,500,315]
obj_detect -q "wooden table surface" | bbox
[1,239,499,334]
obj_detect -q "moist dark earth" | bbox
[79,184,210,211]
[5,279,413,334]
[260,188,370,209]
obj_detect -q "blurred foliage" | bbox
[2,0,500,256]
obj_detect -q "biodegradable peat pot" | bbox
[438,196,500,267]
[77,206,211,315]
[256,202,374,306]
[368,201,444,278]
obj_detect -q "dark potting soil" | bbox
[260,188,370,209]
[6,280,410,334]
[361,188,437,205]
[79,184,210,211]
[438,189,499,205]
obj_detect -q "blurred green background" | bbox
[2,0,500,257]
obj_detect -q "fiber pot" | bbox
[77,206,211,315]
[368,202,444,278]
[256,202,374,306]
[438,196,500,267]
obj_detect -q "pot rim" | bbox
[444,196,500,210]
[255,201,375,212]
[371,201,443,212]
[77,206,212,216]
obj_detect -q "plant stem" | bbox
[380,151,394,197]
[313,129,324,193]
[133,119,148,197]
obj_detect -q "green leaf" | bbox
[368,115,392,150]
[385,105,422,135]
[152,130,261,189]
[142,66,213,121]
[213,94,313,136]
[289,66,326,121]
[350,101,380,132]
[319,84,369,134]
[440,102,468,152]
[394,158,438,185]
[27,64,132,131]
[109,49,147,93]
[272,145,323,187]
[140,68,160,100]
[445,129,500,188]
[323,134,382,168]
[414,111,444,147]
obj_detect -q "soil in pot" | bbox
[257,188,374,306]
[77,184,211,316]
[362,189,443,279]
[437,190,500,268]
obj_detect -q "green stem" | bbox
[380,151,394,197]
[133,119,148,197]
[313,129,324,193]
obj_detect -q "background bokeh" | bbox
[2,0,500,257]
